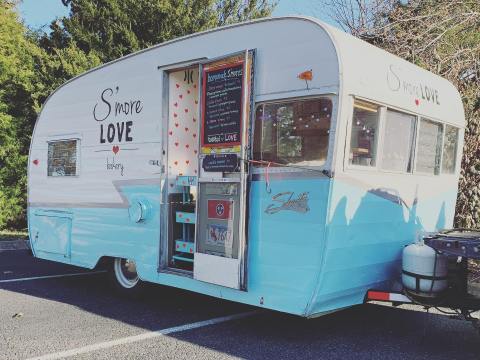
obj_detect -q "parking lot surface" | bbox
[1,247,479,360]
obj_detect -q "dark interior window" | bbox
[253,98,332,166]
[47,139,78,177]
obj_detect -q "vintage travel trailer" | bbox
[28,16,465,317]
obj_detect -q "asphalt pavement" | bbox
[1,246,479,360]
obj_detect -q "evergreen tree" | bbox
[0,1,100,229]
[43,0,275,62]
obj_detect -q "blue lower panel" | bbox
[307,179,458,315]
[29,184,161,273]
[28,179,331,316]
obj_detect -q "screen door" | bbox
[193,50,255,290]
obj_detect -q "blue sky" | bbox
[18,0,335,30]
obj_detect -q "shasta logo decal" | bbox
[265,192,310,214]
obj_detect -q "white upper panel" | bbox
[29,16,465,206]
[321,20,465,127]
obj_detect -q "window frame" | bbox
[46,137,81,178]
[345,96,463,177]
[251,94,336,174]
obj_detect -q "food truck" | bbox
[28,16,469,318]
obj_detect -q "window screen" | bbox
[381,110,416,172]
[253,98,332,167]
[416,119,443,175]
[442,125,459,174]
[349,100,380,167]
[47,140,78,177]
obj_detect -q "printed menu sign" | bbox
[201,61,244,149]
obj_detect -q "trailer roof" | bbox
[41,16,465,128]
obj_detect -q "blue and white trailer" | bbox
[28,16,465,317]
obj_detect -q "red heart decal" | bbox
[195,100,198,104]
[186,160,190,164]
[179,213,182,217]
[193,133,197,138]
[192,117,196,122]
[194,150,198,154]
[194,169,197,174]
[176,84,180,88]
[185,127,189,131]
[175,142,179,147]
[184,108,188,113]
[174,102,178,107]
[169,131,173,135]
[194,84,197,88]
[179,94,183,99]
[174,113,177,118]
[185,144,190,148]
[174,161,178,165]
[415,99,420,106]
[32,159,39,166]
[187,90,191,94]
[179,172,183,176]
[175,123,179,127]
[112,145,119,154]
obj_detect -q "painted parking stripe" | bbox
[0,271,106,283]
[27,310,258,360]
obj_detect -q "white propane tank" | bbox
[402,242,448,297]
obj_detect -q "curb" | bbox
[0,239,30,251]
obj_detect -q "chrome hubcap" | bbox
[114,258,139,289]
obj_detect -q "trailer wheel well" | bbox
[94,256,114,270]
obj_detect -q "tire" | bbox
[108,257,143,296]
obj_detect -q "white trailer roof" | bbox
[34,15,465,138]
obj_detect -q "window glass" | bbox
[349,100,380,167]
[47,140,78,177]
[416,119,443,175]
[253,98,332,166]
[381,110,416,172]
[442,125,459,174]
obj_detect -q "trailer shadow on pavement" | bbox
[1,250,479,360]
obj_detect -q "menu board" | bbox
[201,60,245,149]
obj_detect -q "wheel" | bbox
[108,257,143,296]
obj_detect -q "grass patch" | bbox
[0,230,29,241]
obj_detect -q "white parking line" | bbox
[0,271,106,283]
[27,310,258,360]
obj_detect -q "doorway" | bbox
[165,66,200,271]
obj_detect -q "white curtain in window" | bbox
[381,110,416,172]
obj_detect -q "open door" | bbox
[193,50,255,290]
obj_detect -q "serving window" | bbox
[348,100,380,167]
[253,98,332,167]
[47,139,78,177]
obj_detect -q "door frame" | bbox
[157,59,205,274]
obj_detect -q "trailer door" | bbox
[193,50,255,290]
